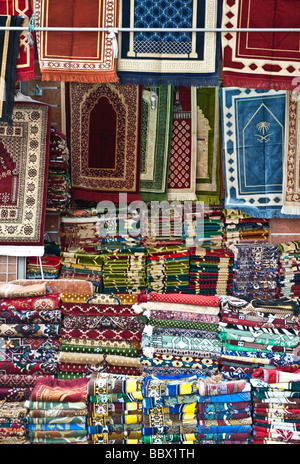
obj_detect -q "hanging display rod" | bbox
[0,26,299,32]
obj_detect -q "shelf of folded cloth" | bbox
[218,296,300,381]
[188,247,234,296]
[276,240,300,300]
[197,377,253,444]
[57,292,145,380]
[250,367,300,444]
[230,243,279,300]
[87,372,144,444]
[141,373,200,444]
[222,209,270,248]
[26,376,89,444]
[134,292,222,378]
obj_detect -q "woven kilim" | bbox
[0,101,51,256]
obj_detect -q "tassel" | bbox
[107,28,119,58]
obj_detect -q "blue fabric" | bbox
[220,87,287,218]
[117,0,222,86]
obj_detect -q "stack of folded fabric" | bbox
[26,376,89,444]
[46,128,71,212]
[135,292,222,377]
[0,398,29,444]
[60,252,103,293]
[60,216,103,254]
[145,243,190,293]
[184,204,224,249]
[0,282,61,378]
[277,241,300,300]
[251,367,300,444]
[87,372,144,444]
[141,373,200,444]
[197,377,252,444]
[230,243,279,300]
[58,292,144,380]
[188,247,234,296]
[26,255,62,280]
[222,210,270,247]
[218,296,300,380]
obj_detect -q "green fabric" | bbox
[140,86,174,201]
[196,87,220,204]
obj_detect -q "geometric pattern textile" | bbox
[220,87,286,218]
[222,0,300,90]
[117,0,222,86]
[0,100,51,256]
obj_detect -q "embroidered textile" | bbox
[0,101,51,256]
[30,377,88,403]
[69,82,142,202]
[117,0,222,86]
[222,0,300,91]
[35,0,118,83]
[220,87,286,218]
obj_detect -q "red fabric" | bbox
[144,292,220,307]
[0,293,60,311]
[60,327,142,342]
[30,376,88,402]
[252,367,300,383]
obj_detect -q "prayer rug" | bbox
[196,86,220,204]
[167,86,197,201]
[220,87,286,218]
[0,15,22,124]
[222,0,300,91]
[0,1,37,81]
[281,92,300,215]
[0,99,51,255]
[139,85,173,201]
[68,82,142,202]
[35,0,118,83]
[117,0,222,86]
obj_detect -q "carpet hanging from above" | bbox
[0,100,51,256]
[0,15,22,124]
[35,0,118,83]
[222,0,300,90]
[0,0,37,81]
[117,0,222,86]
[220,87,286,219]
[68,82,142,202]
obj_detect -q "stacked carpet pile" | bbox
[145,243,190,294]
[58,292,144,380]
[184,204,225,249]
[135,292,222,377]
[197,377,252,444]
[277,241,300,299]
[60,252,103,293]
[87,372,144,444]
[0,397,29,444]
[251,367,300,444]
[60,216,102,254]
[222,210,270,247]
[230,243,279,300]
[46,128,71,213]
[26,255,62,280]
[0,282,61,378]
[141,373,199,444]
[188,247,234,296]
[218,296,300,381]
[26,376,89,444]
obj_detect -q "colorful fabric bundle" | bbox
[197,377,252,443]
[218,296,300,380]
[188,247,234,296]
[139,86,173,201]
[117,0,222,87]
[145,244,190,294]
[27,377,89,444]
[35,0,118,83]
[184,204,224,249]
[141,373,199,444]
[87,373,144,444]
[58,294,144,379]
[251,367,300,444]
[60,217,103,254]
[222,210,270,247]
[220,87,286,219]
[277,241,300,299]
[60,251,103,293]
[222,0,300,91]
[0,400,28,444]
[26,255,62,280]
[230,243,279,300]
[136,293,221,377]
[46,128,71,212]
